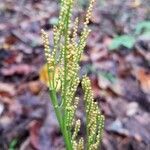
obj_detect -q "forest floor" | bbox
[0,0,150,149]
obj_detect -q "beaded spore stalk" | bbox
[41,0,104,149]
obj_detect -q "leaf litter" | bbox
[0,0,150,149]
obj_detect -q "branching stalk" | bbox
[41,0,104,150]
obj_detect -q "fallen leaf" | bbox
[106,117,149,144]
[39,64,61,91]
[90,44,108,62]
[5,34,18,46]
[130,0,141,8]
[133,67,150,94]
[28,81,42,95]
[20,138,30,150]
[29,120,42,150]
[90,77,101,97]
[126,102,139,117]
[0,49,19,65]
[39,64,49,86]
[107,119,129,136]
[1,64,34,76]
[0,82,16,97]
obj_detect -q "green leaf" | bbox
[9,139,18,150]
[109,35,135,50]
[99,71,116,83]
[135,21,150,34]
[139,31,150,40]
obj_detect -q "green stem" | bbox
[62,3,73,150]
[63,126,72,150]
[49,90,62,127]
[49,90,72,150]
[47,1,73,149]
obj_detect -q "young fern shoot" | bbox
[41,0,104,149]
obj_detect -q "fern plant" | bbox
[41,0,104,149]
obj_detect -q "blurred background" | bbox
[0,0,150,149]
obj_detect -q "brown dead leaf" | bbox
[39,64,49,86]
[130,0,141,8]
[29,120,42,150]
[90,77,101,98]
[0,82,16,97]
[98,75,123,96]
[0,96,14,105]
[28,81,42,95]
[20,138,30,150]
[1,64,34,76]
[87,30,101,48]
[5,34,18,46]
[90,44,109,62]
[133,68,150,94]
[0,50,19,65]
[39,64,61,91]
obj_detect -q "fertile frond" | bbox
[41,0,104,149]
[82,76,104,150]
